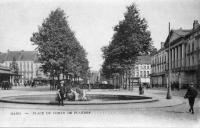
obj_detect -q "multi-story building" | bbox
[0,50,47,84]
[151,20,200,89]
[164,20,200,89]
[130,56,151,84]
[121,56,151,89]
[151,42,168,87]
[100,56,151,89]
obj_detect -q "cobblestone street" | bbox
[0,86,199,127]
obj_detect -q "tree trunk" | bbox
[119,74,121,89]
[125,70,128,89]
[122,72,124,89]
[57,74,60,89]
[116,75,118,89]
[121,73,123,90]
[128,73,131,91]
[52,75,55,90]
[112,77,115,89]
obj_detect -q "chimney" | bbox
[193,20,199,29]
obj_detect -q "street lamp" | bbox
[166,22,172,99]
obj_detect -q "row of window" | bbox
[4,61,42,72]
[135,65,151,70]
[5,61,34,71]
[21,72,34,80]
[151,52,167,65]
[152,65,166,73]
[131,71,150,77]
[152,42,200,73]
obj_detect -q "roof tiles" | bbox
[0,51,38,62]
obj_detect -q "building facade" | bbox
[99,56,151,89]
[122,56,151,90]
[165,20,200,89]
[130,56,151,84]
[151,20,200,89]
[0,50,46,84]
[150,42,168,87]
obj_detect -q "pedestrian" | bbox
[24,81,27,87]
[56,89,61,105]
[139,83,144,95]
[184,82,198,114]
[31,80,35,88]
[58,80,65,106]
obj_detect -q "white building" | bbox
[130,56,151,84]
[0,50,47,84]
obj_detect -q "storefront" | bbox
[0,66,15,89]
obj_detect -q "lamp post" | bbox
[87,69,91,91]
[166,22,172,99]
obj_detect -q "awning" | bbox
[149,72,166,77]
[0,70,16,75]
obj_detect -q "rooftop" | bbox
[0,51,39,63]
[173,29,191,37]
[164,28,192,48]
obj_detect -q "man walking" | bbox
[58,80,65,106]
[184,82,198,114]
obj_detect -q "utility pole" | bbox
[167,22,172,99]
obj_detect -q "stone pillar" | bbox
[166,51,168,71]
[177,47,179,68]
[10,75,14,86]
[185,43,187,67]
[178,45,181,68]
[169,49,172,70]
[189,43,191,67]
[180,45,182,67]
[194,40,197,66]
[179,73,182,89]
[182,44,185,67]
[175,47,177,68]
[172,48,174,69]
[10,76,12,84]
[190,43,193,66]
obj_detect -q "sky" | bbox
[0,0,200,71]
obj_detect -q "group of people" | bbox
[56,80,87,106]
[0,81,11,90]
[24,80,36,87]
[171,81,180,90]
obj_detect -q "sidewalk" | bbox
[144,87,200,98]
